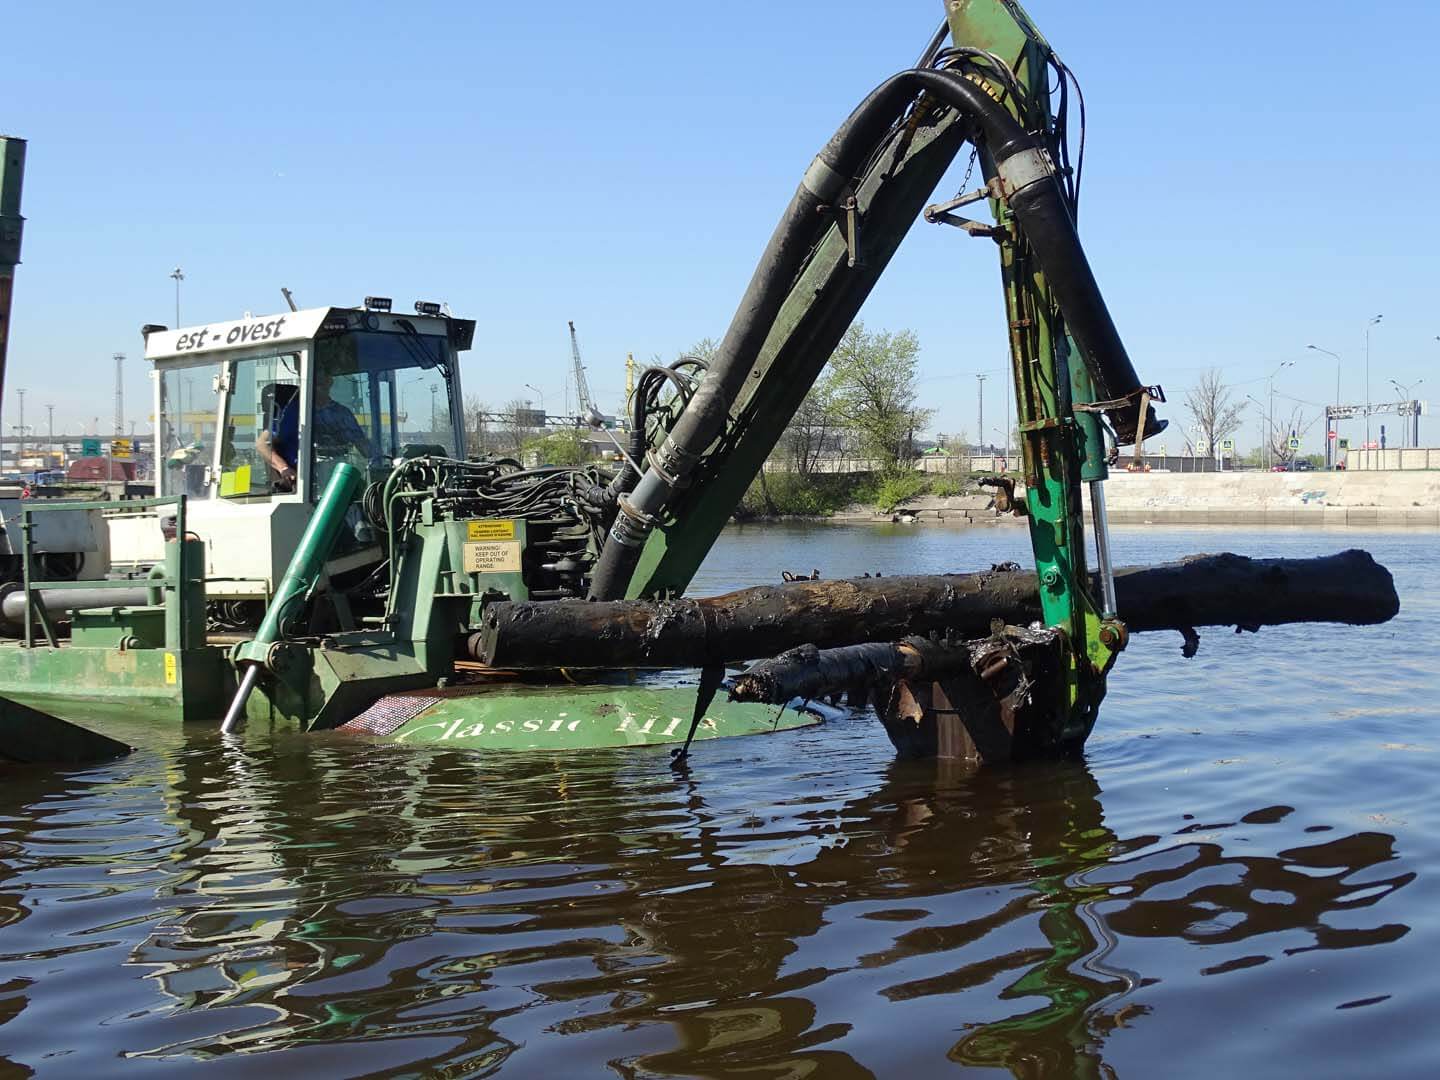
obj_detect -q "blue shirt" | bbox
[271,398,366,467]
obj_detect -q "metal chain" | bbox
[951,148,978,201]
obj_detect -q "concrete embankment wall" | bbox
[1086,471,1440,526]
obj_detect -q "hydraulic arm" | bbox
[585,0,1163,748]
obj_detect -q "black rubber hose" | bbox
[906,69,1159,443]
[588,66,1157,600]
[587,74,945,601]
[605,385,649,500]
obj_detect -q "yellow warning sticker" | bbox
[463,540,523,574]
[164,652,178,685]
[467,519,516,541]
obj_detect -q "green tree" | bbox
[524,427,589,465]
[828,322,931,468]
[783,368,840,476]
[682,337,720,365]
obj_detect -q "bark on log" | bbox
[728,635,1010,706]
[474,550,1398,669]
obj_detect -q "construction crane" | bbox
[567,320,596,419]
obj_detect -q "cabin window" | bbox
[158,361,224,500]
[220,352,302,499]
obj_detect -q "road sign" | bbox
[81,438,101,458]
[1287,437,1300,451]
[111,438,133,459]
[1338,438,1350,450]
[1220,439,1234,453]
[1327,430,1336,440]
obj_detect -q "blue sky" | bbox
[5,0,1437,454]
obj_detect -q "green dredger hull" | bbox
[336,683,822,749]
[0,640,820,756]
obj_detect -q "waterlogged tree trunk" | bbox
[475,550,1398,669]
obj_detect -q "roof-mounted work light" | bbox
[363,296,392,313]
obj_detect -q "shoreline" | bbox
[734,510,1439,527]
[735,470,1440,528]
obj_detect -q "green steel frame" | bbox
[0,495,231,726]
[619,0,1124,747]
[946,0,1120,746]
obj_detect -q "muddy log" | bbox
[731,629,1076,763]
[728,636,993,706]
[474,550,1398,669]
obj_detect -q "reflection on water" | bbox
[1,526,1436,1076]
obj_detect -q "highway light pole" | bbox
[976,373,987,457]
[1307,344,1341,468]
[1364,315,1382,446]
[1390,378,1424,448]
[1266,361,1293,468]
[14,387,24,468]
[170,267,184,327]
[1245,394,1267,468]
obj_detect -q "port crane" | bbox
[567,320,596,420]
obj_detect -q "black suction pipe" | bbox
[588,67,1157,600]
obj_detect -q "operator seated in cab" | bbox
[257,359,370,491]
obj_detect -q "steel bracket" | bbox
[923,187,1001,239]
[818,188,863,267]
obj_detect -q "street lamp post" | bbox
[1245,394,1267,468]
[1390,378,1424,448]
[976,373,987,457]
[1364,315,1382,447]
[1265,361,1293,468]
[1307,344,1341,468]
[170,267,184,327]
[523,384,546,423]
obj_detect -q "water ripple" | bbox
[1,526,1435,1077]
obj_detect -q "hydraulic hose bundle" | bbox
[376,456,614,602]
[588,65,1162,601]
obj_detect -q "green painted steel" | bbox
[236,463,364,669]
[625,103,970,598]
[625,0,1122,747]
[0,136,24,393]
[367,684,822,750]
[945,0,1118,745]
[0,137,23,264]
[0,643,230,730]
[0,495,225,753]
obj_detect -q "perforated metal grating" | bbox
[340,695,444,736]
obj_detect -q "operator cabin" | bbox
[134,299,473,600]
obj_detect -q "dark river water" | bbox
[2,524,1436,1078]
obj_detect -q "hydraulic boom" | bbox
[576,0,1163,750]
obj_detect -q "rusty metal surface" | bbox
[877,626,1066,764]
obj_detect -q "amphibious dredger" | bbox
[0,0,1399,763]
